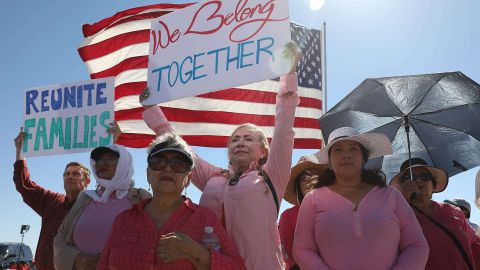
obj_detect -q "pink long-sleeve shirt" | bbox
[293,186,429,270]
[143,73,299,269]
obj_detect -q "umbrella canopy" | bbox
[320,71,480,181]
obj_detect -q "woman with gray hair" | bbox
[97,133,245,270]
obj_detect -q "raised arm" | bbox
[13,128,59,216]
[142,101,223,191]
[263,43,301,200]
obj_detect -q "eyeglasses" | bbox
[401,172,434,183]
[148,156,191,173]
[96,157,119,166]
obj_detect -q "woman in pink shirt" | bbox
[140,43,300,269]
[293,127,429,270]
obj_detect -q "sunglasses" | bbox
[148,156,191,173]
[96,157,119,166]
[401,172,434,183]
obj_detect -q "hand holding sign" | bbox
[139,88,154,110]
[14,127,26,161]
[285,42,302,74]
[107,121,121,144]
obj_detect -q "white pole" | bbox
[321,22,327,115]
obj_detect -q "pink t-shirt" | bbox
[73,193,132,255]
[293,186,429,270]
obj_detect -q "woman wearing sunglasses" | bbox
[97,133,245,269]
[390,158,480,270]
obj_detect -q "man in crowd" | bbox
[13,128,90,270]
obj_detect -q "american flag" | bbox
[78,3,323,149]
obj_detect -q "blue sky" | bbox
[1,0,479,255]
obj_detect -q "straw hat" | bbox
[389,158,448,193]
[284,158,328,205]
[304,127,392,164]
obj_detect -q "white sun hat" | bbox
[304,127,393,164]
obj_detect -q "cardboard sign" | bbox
[22,77,115,157]
[145,0,291,105]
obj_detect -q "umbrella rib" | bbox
[408,122,438,168]
[407,73,452,115]
[371,80,405,115]
[411,116,480,143]
[413,102,480,116]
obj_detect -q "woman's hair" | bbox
[228,123,270,165]
[64,162,91,182]
[307,142,386,191]
[294,171,320,203]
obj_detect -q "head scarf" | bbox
[84,144,134,203]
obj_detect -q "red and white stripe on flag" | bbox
[78,3,323,149]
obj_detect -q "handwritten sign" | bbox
[22,77,115,157]
[145,0,291,105]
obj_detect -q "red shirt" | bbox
[278,205,300,270]
[97,198,246,270]
[13,160,74,270]
[416,201,480,270]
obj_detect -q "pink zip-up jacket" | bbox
[143,73,299,270]
[293,186,429,270]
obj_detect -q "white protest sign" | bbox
[22,77,115,157]
[145,0,291,105]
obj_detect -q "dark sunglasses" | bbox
[96,157,119,166]
[402,172,434,183]
[148,156,191,173]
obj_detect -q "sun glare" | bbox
[309,0,325,11]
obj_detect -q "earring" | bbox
[148,183,151,191]
[184,186,188,196]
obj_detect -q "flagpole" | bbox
[321,22,327,115]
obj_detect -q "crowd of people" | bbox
[11,43,480,270]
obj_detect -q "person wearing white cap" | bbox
[54,141,151,270]
[293,127,429,270]
[390,158,480,270]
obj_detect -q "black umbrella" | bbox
[320,71,480,181]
